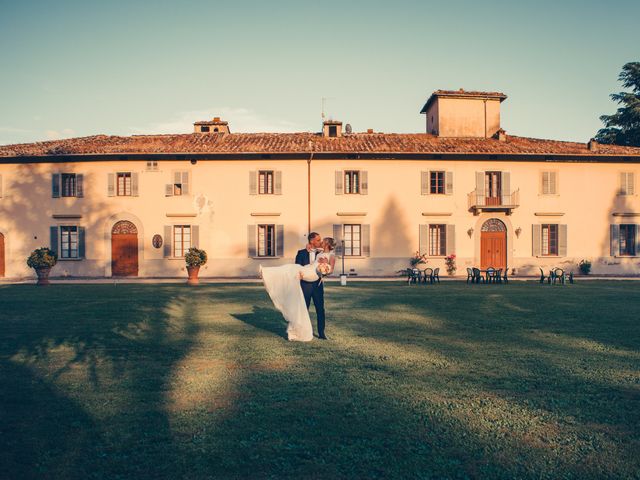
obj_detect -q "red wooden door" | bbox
[485,172,501,206]
[481,231,506,270]
[0,233,5,277]
[111,234,138,276]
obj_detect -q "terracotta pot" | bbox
[187,265,200,285]
[35,266,52,286]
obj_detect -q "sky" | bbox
[0,0,639,145]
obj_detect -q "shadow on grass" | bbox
[231,305,288,340]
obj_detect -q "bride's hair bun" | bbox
[324,237,336,251]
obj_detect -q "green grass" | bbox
[0,281,639,479]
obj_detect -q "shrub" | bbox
[410,251,427,267]
[579,259,592,275]
[26,247,58,269]
[445,254,457,275]
[185,247,208,267]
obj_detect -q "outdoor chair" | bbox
[407,268,421,284]
[539,267,549,284]
[494,269,503,284]
[502,268,509,283]
[552,268,565,285]
[433,267,441,283]
[423,268,434,284]
[485,267,495,283]
[472,267,484,283]
[466,267,474,283]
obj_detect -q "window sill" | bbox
[58,258,83,261]
[252,256,282,260]
[536,255,562,258]
[614,255,639,258]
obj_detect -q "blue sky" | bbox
[1,0,638,145]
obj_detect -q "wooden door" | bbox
[481,231,506,270]
[111,221,138,276]
[0,233,5,277]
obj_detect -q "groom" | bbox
[295,232,327,340]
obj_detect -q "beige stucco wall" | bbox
[1,158,639,279]
[427,97,501,138]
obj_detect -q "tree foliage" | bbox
[595,62,640,146]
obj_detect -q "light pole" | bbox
[340,240,347,286]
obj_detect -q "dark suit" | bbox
[295,248,325,337]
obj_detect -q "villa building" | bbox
[1,90,639,279]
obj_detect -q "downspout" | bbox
[483,99,487,139]
[307,151,313,234]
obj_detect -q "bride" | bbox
[260,238,336,341]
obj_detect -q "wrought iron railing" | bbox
[468,189,520,209]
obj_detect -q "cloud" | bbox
[129,108,307,135]
[45,128,76,140]
[0,126,29,133]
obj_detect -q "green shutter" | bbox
[362,224,371,257]
[276,225,284,256]
[50,226,59,255]
[131,172,139,196]
[421,171,429,195]
[445,171,453,195]
[475,172,485,197]
[165,184,174,196]
[76,174,84,197]
[446,225,455,255]
[558,224,567,257]
[107,173,115,197]
[501,171,511,205]
[333,224,343,255]
[78,226,86,258]
[335,171,343,195]
[163,225,172,258]
[610,224,619,256]
[274,171,282,195]
[182,172,190,195]
[419,224,428,255]
[360,171,368,195]
[249,171,257,195]
[247,225,257,257]
[191,225,199,248]
[532,225,541,257]
[52,174,60,198]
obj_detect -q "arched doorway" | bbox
[481,218,507,270]
[0,232,5,277]
[111,221,138,276]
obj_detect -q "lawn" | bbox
[0,281,639,479]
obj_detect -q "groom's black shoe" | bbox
[318,334,328,340]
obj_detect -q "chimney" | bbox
[194,117,230,134]
[587,138,599,152]
[366,128,374,134]
[495,128,507,142]
[322,120,343,138]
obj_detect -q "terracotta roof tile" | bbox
[1,133,639,158]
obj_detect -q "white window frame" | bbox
[173,225,191,258]
[428,224,446,256]
[257,224,276,257]
[343,224,361,256]
[541,224,559,256]
[258,171,274,195]
[344,171,360,195]
[117,172,132,196]
[60,225,79,259]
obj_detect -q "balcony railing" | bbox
[468,189,520,213]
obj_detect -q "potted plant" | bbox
[410,251,427,268]
[579,259,591,275]
[185,247,207,285]
[26,247,58,286]
[445,254,457,276]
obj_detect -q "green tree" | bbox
[595,62,640,147]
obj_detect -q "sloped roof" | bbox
[0,132,639,158]
[420,89,508,113]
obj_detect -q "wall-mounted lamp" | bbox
[515,227,522,238]
[467,227,474,238]
[190,159,198,165]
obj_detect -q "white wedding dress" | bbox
[260,252,333,342]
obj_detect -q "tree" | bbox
[595,62,640,147]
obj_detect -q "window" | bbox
[117,172,132,196]
[430,171,445,194]
[60,226,79,259]
[345,171,360,194]
[60,174,77,197]
[541,224,558,256]
[541,171,557,195]
[173,225,191,257]
[428,224,446,256]
[172,172,189,196]
[146,161,158,171]
[329,125,337,137]
[201,126,210,133]
[259,171,274,195]
[257,224,276,257]
[343,224,361,256]
[619,224,637,256]
[620,172,635,195]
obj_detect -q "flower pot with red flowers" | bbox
[26,247,58,286]
[185,247,207,285]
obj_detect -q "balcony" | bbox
[468,189,520,215]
